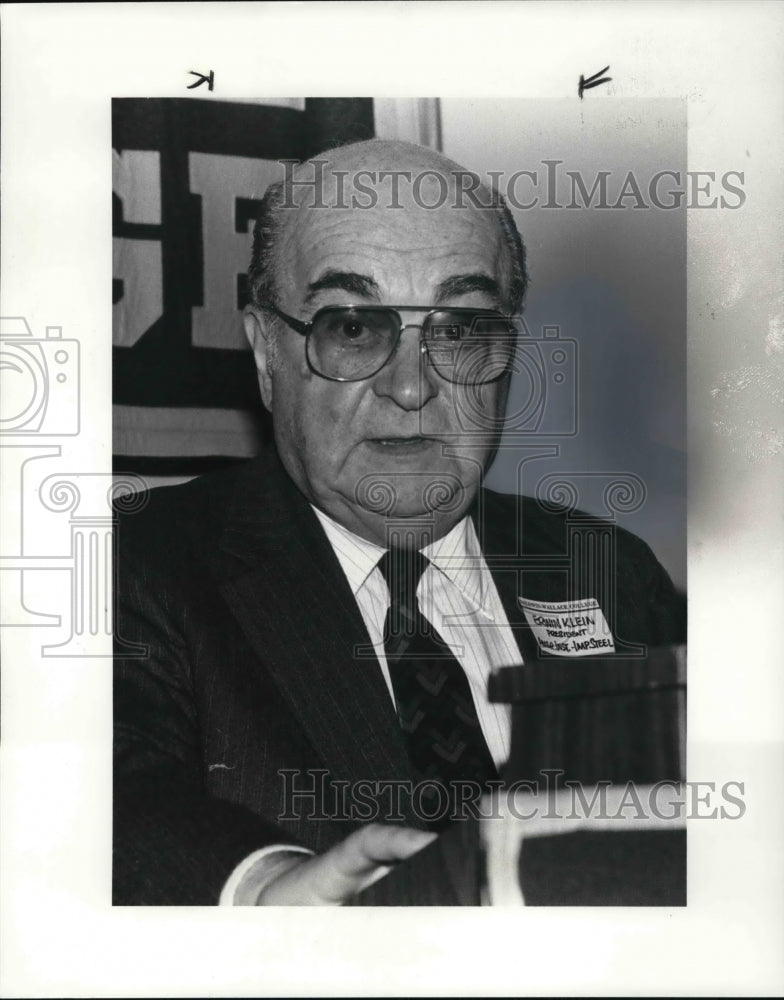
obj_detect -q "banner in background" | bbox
[112,97,376,479]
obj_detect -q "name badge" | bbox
[517,596,615,657]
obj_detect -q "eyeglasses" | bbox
[266,303,518,384]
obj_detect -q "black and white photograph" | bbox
[2,3,782,996]
[112,95,688,909]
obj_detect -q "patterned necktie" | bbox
[378,547,497,829]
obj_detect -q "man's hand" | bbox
[254,824,437,905]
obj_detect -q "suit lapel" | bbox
[212,454,411,791]
[210,464,575,789]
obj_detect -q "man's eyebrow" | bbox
[433,274,502,304]
[304,269,381,305]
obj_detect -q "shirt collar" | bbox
[312,505,492,618]
[311,505,386,596]
[423,516,492,618]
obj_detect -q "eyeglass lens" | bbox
[308,307,516,383]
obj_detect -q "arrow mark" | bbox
[187,70,215,91]
[579,65,611,99]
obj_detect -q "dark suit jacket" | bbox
[113,447,685,904]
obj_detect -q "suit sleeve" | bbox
[626,530,687,648]
[113,542,299,906]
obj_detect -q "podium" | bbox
[350,645,686,906]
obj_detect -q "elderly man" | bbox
[113,139,684,905]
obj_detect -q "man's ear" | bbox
[243,306,275,410]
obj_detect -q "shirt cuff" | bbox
[219,844,314,906]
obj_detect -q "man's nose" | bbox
[371,326,439,410]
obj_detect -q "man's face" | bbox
[245,160,512,547]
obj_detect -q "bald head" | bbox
[248,139,527,319]
[338,138,451,165]
[302,137,461,176]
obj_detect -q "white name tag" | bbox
[517,597,615,657]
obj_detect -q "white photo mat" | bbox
[1,3,782,996]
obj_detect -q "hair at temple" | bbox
[248,157,529,320]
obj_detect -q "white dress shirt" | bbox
[221,507,523,904]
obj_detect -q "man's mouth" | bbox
[367,435,435,450]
